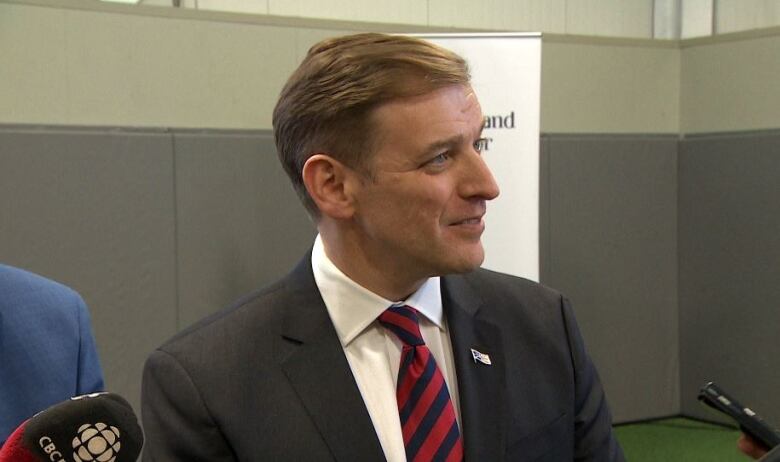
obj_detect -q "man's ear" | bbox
[302,154,357,220]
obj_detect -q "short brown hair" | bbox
[272,33,470,217]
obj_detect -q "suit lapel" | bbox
[276,257,385,461]
[442,274,507,462]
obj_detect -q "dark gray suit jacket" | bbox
[141,256,624,461]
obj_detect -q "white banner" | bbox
[420,34,542,281]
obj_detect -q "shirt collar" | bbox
[311,234,443,347]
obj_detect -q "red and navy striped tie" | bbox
[379,305,463,462]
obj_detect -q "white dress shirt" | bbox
[311,235,462,462]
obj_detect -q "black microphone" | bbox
[0,392,143,462]
[761,445,780,462]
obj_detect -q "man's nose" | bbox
[461,151,500,201]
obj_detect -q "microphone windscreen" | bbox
[14,393,143,462]
[0,421,39,462]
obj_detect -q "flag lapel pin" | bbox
[470,348,492,365]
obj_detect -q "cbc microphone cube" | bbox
[24,393,143,462]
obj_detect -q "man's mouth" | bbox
[450,215,484,226]
[454,217,481,225]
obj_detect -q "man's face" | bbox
[350,84,500,281]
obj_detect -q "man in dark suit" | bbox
[141,33,624,461]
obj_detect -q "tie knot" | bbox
[378,305,424,346]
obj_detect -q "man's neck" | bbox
[318,228,425,302]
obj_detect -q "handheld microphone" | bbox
[761,445,780,462]
[0,392,143,462]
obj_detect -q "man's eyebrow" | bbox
[420,121,486,157]
[420,134,465,156]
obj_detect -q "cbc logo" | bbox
[71,422,122,462]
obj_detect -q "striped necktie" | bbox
[379,305,463,462]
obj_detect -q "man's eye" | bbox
[473,138,488,153]
[429,153,450,165]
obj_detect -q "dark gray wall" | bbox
[172,131,314,328]
[0,126,177,417]
[678,130,780,425]
[0,126,315,417]
[541,135,680,423]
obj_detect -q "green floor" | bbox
[615,418,749,461]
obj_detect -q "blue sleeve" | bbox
[75,294,105,395]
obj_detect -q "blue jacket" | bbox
[0,264,104,445]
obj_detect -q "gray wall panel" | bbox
[0,127,177,416]
[173,131,315,329]
[539,136,551,284]
[679,132,780,424]
[543,135,679,423]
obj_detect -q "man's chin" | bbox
[440,250,485,275]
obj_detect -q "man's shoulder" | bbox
[159,277,290,352]
[442,267,571,331]
[156,253,321,357]
[146,261,321,386]
[456,267,564,306]
[0,264,85,317]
